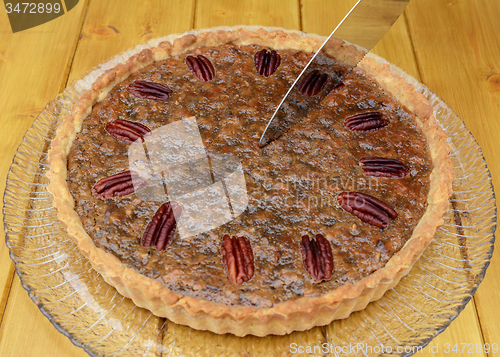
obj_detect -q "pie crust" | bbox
[47,28,453,337]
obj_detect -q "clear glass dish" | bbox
[3,26,496,356]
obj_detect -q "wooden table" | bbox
[0,0,499,356]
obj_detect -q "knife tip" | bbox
[258,136,269,148]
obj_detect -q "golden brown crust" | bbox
[47,28,453,337]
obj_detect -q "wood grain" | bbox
[426,302,486,357]
[0,277,89,357]
[67,0,195,84]
[405,0,500,351]
[301,0,358,35]
[0,0,87,335]
[194,0,300,29]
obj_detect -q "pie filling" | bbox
[66,44,432,308]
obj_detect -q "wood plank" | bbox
[0,276,89,357]
[67,0,195,84]
[425,301,486,357]
[0,0,87,331]
[301,0,358,36]
[1,1,194,356]
[405,0,500,351]
[194,0,300,29]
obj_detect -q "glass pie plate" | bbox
[3,26,496,357]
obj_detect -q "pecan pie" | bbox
[47,28,453,337]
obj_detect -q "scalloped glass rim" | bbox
[3,26,497,357]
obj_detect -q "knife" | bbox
[259,0,411,148]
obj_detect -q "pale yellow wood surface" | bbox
[1,0,499,356]
[405,0,500,353]
[67,0,195,84]
[195,0,300,29]
[0,0,87,334]
[425,302,486,357]
[301,0,357,35]
[0,276,89,357]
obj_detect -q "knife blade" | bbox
[259,0,411,148]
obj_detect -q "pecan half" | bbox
[344,112,389,132]
[105,119,151,143]
[141,201,182,251]
[360,157,409,178]
[93,171,147,199]
[299,70,329,96]
[186,55,215,81]
[330,81,345,93]
[338,192,397,229]
[254,49,281,77]
[128,80,173,101]
[300,234,333,282]
[221,235,254,285]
